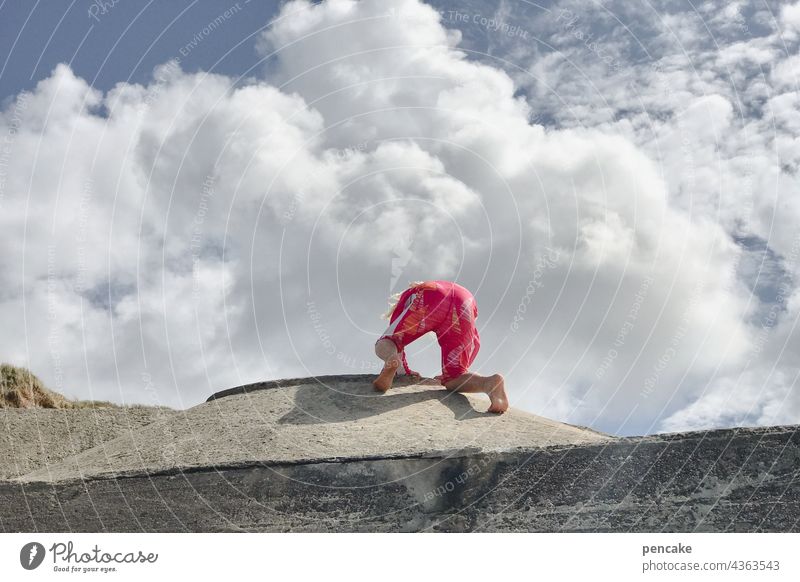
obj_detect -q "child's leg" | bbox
[438,324,507,412]
[443,372,508,413]
[373,338,400,392]
[374,288,442,390]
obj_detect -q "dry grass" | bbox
[0,364,118,409]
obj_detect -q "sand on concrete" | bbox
[1,406,174,479]
[18,375,614,483]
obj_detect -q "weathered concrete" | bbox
[17,375,610,483]
[1,376,798,532]
[1,424,798,532]
[0,406,174,479]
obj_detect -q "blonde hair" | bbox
[381,281,426,319]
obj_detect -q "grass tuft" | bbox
[0,364,118,409]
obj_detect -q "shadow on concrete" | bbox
[278,379,489,425]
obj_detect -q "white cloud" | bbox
[0,0,796,436]
[782,1,800,40]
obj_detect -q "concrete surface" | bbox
[18,375,611,483]
[0,406,174,479]
[1,375,798,532]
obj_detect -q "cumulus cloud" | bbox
[782,1,800,41]
[458,0,800,432]
[0,0,796,435]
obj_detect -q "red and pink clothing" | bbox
[378,280,480,384]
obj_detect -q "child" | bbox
[373,280,509,413]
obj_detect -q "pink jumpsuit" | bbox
[377,280,480,384]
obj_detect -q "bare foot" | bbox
[484,374,509,413]
[373,358,399,392]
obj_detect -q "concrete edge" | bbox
[205,374,405,402]
[7,442,579,485]
[16,423,798,486]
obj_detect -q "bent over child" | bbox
[373,280,508,413]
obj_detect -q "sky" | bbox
[0,0,798,437]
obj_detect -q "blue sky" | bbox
[1,0,799,436]
[0,1,283,104]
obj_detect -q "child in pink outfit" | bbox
[373,280,508,413]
